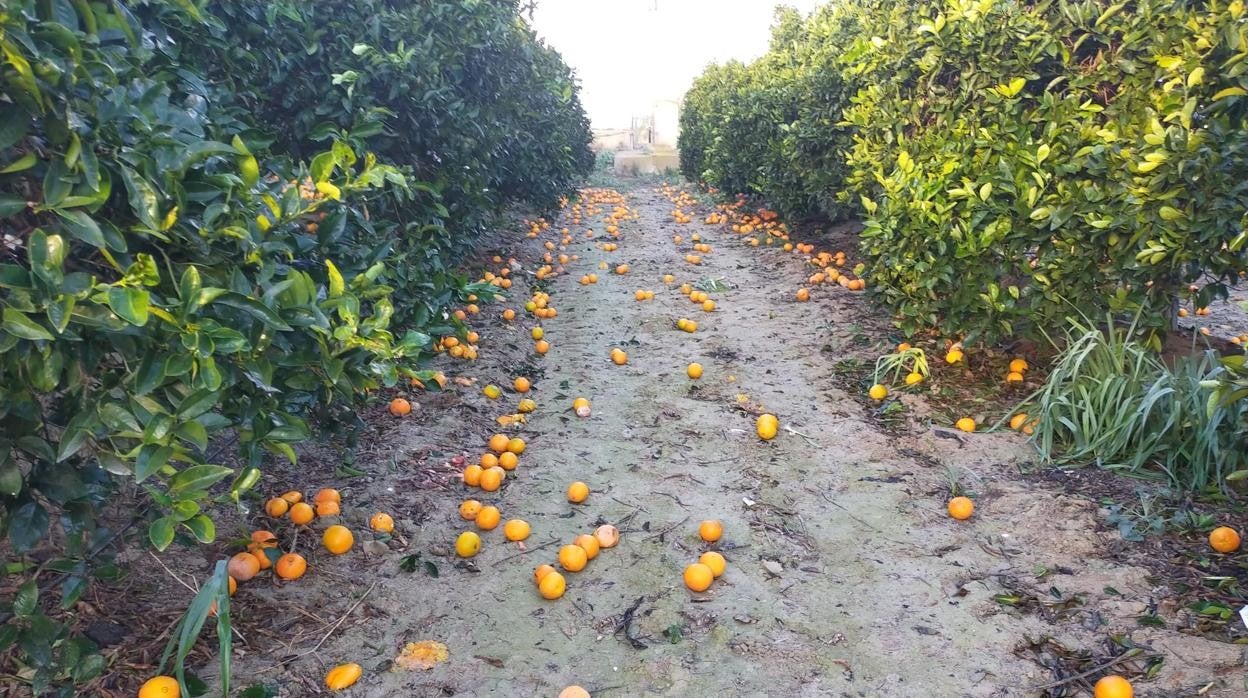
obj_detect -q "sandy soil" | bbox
[181,181,1248,697]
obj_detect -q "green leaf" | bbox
[8,500,49,552]
[216,293,292,330]
[168,465,233,495]
[118,166,160,230]
[176,389,219,419]
[2,308,54,340]
[107,287,150,326]
[326,260,345,298]
[183,514,215,543]
[149,516,176,551]
[13,580,38,617]
[135,445,174,483]
[54,209,105,247]
[0,152,37,174]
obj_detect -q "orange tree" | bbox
[0,0,590,692]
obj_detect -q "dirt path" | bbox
[229,181,1245,697]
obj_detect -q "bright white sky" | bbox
[529,0,825,129]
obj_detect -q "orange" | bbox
[325,663,363,691]
[275,553,307,580]
[280,490,303,504]
[574,534,600,560]
[955,417,976,433]
[389,398,412,416]
[611,348,628,365]
[615,264,629,274]
[699,551,726,577]
[795,288,810,302]
[322,525,354,554]
[313,488,341,505]
[488,433,510,453]
[558,544,588,572]
[699,519,723,542]
[1008,413,1029,431]
[532,327,544,340]
[370,512,395,533]
[455,531,481,558]
[702,299,715,312]
[945,348,964,364]
[498,451,519,471]
[1093,675,1133,698]
[1209,526,1241,553]
[479,466,505,492]
[289,502,314,525]
[538,570,566,599]
[683,563,714,592]
[228,575,237,596]
[264,497,289,518]
[1005,371,1024,383]
[227,552,262,582]
[905,372,923,385]
[475,505,501,531]
[514,377,531,393]
[463,464,484,487]
[249,529,277,548]
[868,384,888,400]
[756,414,779,440]
[518,398,537,413]
[535,339,550,354]
[535,563,557,584]
[315,500,340,517]
[947,496,974,520]
[687,363,703,379]
[567,481,589,503]
[481,452,499,469]
[572,397,590,417]
[503,519,531,541]
[1008,358,1028,373]
[558,687,591,698]
[138,676,180,698]
[507,437,526,454]
[502,309,516,321]
[594,524,620,548]
[459,499,484,520]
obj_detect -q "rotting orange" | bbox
[699,520,723,542]
[558,544,588,572]
[518,398,537,413]
[227,552,261,582]
[370,512,395,533]
[459,499,484,520]
[265,497,289,518]
[594,524,620,548]
[947,496,975,520]
[275,553,307,580]
[683,563,714,592]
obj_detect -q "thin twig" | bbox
[645,516,689,541]
[258,581,377,673]
[1027,650,1144,691]
[496,538,559,564]
[149,552,198,595]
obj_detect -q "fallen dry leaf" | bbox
[453,377,475,387]
[392,640,449,671]
[496,413,527,425]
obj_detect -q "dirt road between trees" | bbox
[225,180,1245,697]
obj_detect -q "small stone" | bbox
[762,560,783,576]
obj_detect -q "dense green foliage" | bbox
[680,0,1248,345]
[0,0,589,692]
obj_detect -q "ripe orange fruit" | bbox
[539,570,566,599]
[498,451,519,471]
[479,466,506,492]
[289,502,315,526]
[463,464,483,487]
[389,398,412,416]
[480,453,499,469]
[610,348,628,365]
[702,299,715,312]
[1209,526,1241,553]
[264,497,289,518]
[1009,358,1028,373]
[687,362,703,379]
[615,264,629,274]
[683,563,714,592]
[574,534,600,560]
[514,377,531,393]
[558,686,590,698]
[699,551,726,577]
[756,413,779,440]
[280,490,303,504]
[518,398,537,413]
[567,481,589,503]
[455,531,481,558]
[475,505,501,531]
[322,525,354,554]
[138,676,180,698]
[947,496,974,520]
[488,433,509,453]
[535,339,550,354]
[275,553,307,580]
[1009,413,1029,430]
[955,417,976,433]
[535,563,556,584]
[1005,371,1024,383]
[905,372,923,385]
[795,288,810,302]
[313,488,341,505]
[503,519,531,541]
[699,520,723,542]
[315,500,340,517]
[460,499,483,520]
[325,663,363,691]
[1093,675,1133,698]
[370,512,395,533]
[506,437,526,454]
[558,544,588,572]
[868,384,887,400]
[502,309,516,321]
[532,327,544,340]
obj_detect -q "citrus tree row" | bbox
[679,0,1248,345]
[0,1,591,692]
